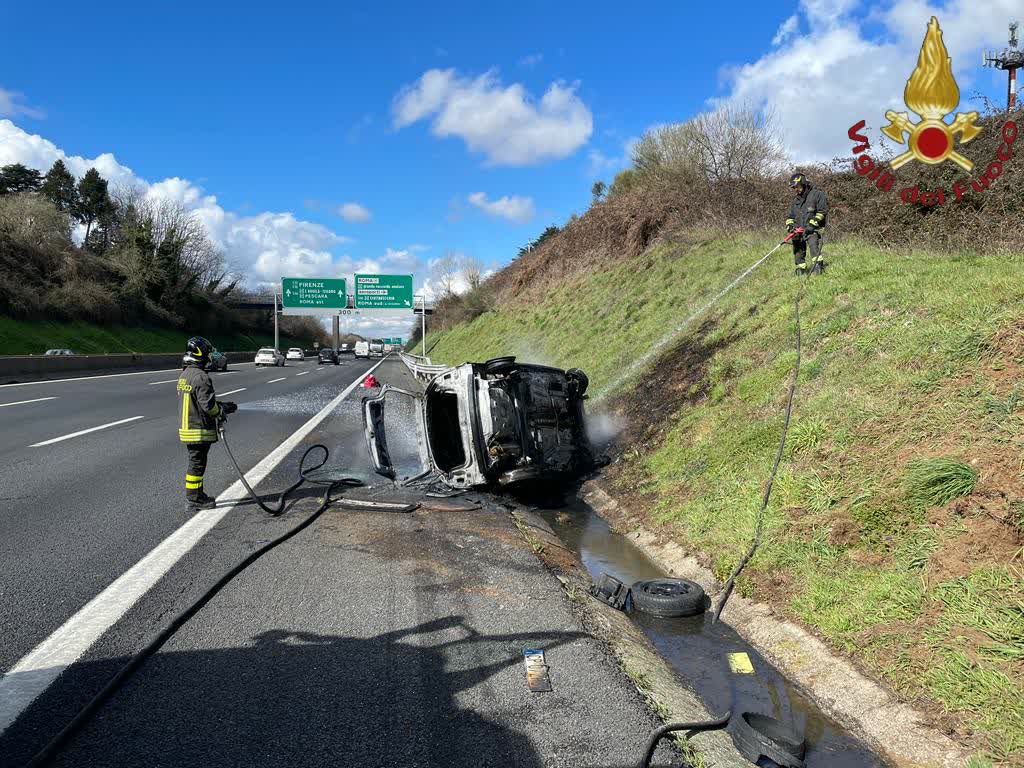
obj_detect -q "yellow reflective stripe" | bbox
[181,392,189,431]
[185,480,203,489]
[185,474,203,482]
[785,218,794,224]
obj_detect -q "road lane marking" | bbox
[267,377,286,384]
[147,379,180,385]
[218,388,247,397]
[0,358,387,735]
[0,362,258,389]
[29,416,145,447]
[295,371,310,376]
[0,397,58,408]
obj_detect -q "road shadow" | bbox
[3,617,668,768]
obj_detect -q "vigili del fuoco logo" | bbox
[847,16,1017,206]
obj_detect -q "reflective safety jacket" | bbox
[786,182,829,233]
[177,364,222,443]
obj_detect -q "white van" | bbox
[354,341,370,359]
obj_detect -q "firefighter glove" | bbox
[220,401,238,415]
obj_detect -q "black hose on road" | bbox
[26,425,358,767]
[638,711,732,768]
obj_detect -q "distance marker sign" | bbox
[281,277,347,316]
[354,274,413,310]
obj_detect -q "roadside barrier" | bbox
[0,351,255,383]
[398,351,449,382]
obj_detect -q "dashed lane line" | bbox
[29,416,145,448]
[0,397,58,408]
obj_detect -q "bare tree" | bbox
[459,254,484,290]
[632,105,787,187]
[431,251,460,297]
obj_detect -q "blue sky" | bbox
[0,0,1017,337]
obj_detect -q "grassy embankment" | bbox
[427,234,1024,764]
[0,317,304,355]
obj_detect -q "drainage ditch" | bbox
[537,496,887,768]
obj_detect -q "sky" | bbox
[0,0,1018,339]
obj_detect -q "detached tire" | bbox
[631,578,706,618]
[484,356,517,375]
[728,712,806,768]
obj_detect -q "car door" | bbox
[362,386,432,482]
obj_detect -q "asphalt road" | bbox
[0,355,376,676]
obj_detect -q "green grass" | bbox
[427,233,1024,763]
[0,316,304,355]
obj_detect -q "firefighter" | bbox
[177,336,237,510]
[785,173,828,276]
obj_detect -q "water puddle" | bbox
[538,497,886,767]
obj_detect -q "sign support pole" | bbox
[274,292,279,351]
[333,315,340,351]
[421,299,426,357]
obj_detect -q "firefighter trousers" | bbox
[185,443,212,499]
[793,231,823,269]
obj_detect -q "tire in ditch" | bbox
[727,712,806,768]
[630,578,706,618]
[484,356,517,375]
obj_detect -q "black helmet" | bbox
[789,173,807,189]
[184,336,213,368]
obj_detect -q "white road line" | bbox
[295,371,310,376]
[147,379,180,385]
[0,396,58,408]
[0,361,258,389]
[0,357,386,735]
[267,377,286,384]
[218,387,247,397]
[29,416,145,448]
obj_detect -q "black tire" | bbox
[727,712,806,768]
[630,578,706,618]
[484,356,517,375]
[566,368,589,397]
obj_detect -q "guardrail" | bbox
[398,351,449,383]
[0,351,256,384]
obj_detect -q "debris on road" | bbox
[523,648,553,693]
[588,572,631,610]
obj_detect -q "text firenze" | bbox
[847,121,1018,206]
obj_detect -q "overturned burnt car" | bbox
[363,356,594,488]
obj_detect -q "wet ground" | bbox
[536,496,887,768]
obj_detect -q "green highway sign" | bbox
[281,277,347,316]
[354,274,414,310]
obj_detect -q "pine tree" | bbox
[0,163,43,195]
[76,168,112,243]
[41,160,79,212]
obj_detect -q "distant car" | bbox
[286,347,304,362]
[318,348,339,365]
[354,341,370,359]
[209,349,229,371]
[44,349,76,356]
[363,356,594,489]
[339,343,352,354]
[255,347,285,367]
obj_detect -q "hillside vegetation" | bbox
[423,108,1024,764]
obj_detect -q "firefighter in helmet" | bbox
[177,336,236,510]
[785,173,828,276]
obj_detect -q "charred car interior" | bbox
[363,357,593,488]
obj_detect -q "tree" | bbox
[0,164,43,195]
[460,254,484,290]
[76,168,113,243]
[431,252,460,298]
[608,168,641,198]
[41,160,78,213]
[591,180,606,202]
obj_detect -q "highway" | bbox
[0,357,673,768]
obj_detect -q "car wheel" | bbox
[566,368,589,397]
[484,356,517,375]
[630,578,706,618]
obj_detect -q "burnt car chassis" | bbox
[363,357,594,488]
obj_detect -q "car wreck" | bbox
[363,357,594,488]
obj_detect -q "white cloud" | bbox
[772,15,800,45]
[392,68,593,166]
[519,53,544,68]
[467,191,535,224]
[0,119,354,287]
[719,0,1019,163]
[588,136,638,176]
[0,88,44,119]
[337,202,372,223]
